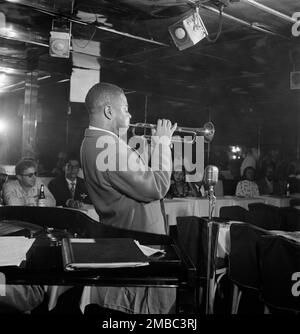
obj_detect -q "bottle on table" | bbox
[38,184,46,207]
[286,182,290,197]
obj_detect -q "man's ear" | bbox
[104,105,113,120]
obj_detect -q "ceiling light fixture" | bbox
[49,18,71,58]
[168,7,208,50]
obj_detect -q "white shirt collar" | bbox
[88,126,118,138]
[65,177,77,187]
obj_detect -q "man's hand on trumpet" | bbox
[152,119,177,142]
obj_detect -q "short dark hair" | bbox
[85,82,124,115]
[15,159,37,176]
[65,153,80,167]
[242,166,256,179]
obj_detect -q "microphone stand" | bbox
[205,184,216,314]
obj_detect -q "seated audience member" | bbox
[48,155,91,209]
[0,285,45,314]
[235,166,260,198]
[51,151,67,177]
[257,164,285,195]
[166,168,200,198]
[0,166,45,314]
[2,159,56,206]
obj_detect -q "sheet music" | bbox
[134,241,166,257]
[0,237,35,266]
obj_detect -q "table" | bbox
[164,196,265,226]
[77,196,290,226]
[257,195,291,208]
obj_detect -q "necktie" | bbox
[70,181,76,199]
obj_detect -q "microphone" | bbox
[203,165,219,187]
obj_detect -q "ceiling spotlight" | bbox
[49,18,71,58]
[49,31,71,58]
[168,8,208,51]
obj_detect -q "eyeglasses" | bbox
[67,165,80,170]
[21,172,37,178]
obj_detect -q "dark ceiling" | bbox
[0,0,300,154]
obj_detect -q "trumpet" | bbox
[129,121,215,144]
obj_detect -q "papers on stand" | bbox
[134,241,166,257]
[0,237,35,266]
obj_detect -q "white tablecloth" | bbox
[257,195,291,208]
[68,195,294,225]
[164,196,265,226]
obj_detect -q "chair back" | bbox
[39,176,54,187]
[258,235,300,312]
[247,203,282,230]
[229,223,271,290]
[0,173,8,191]
[279,207,300,231]
[176,216,221,279]
[219,205,249,222]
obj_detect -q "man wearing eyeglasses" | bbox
[2,159,56,207]
[48,155,91,209]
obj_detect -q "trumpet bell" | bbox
[201,122,215,143]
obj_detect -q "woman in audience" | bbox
[166,168,200,198]
[235,166,260,198]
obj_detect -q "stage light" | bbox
[49,18,71,58]
[0,119,8,133]
[168,8,208,51]
[49,31,71,58]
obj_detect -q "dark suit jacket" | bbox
[48,175,91,207]
[257,178,285,196]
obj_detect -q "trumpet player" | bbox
[81,82,177,314]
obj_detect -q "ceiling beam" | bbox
[3,0,169,47]
[242,0,297,24]
[200,4,291,40]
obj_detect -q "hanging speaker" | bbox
[168,9,208,51]
[49,31,71,58]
